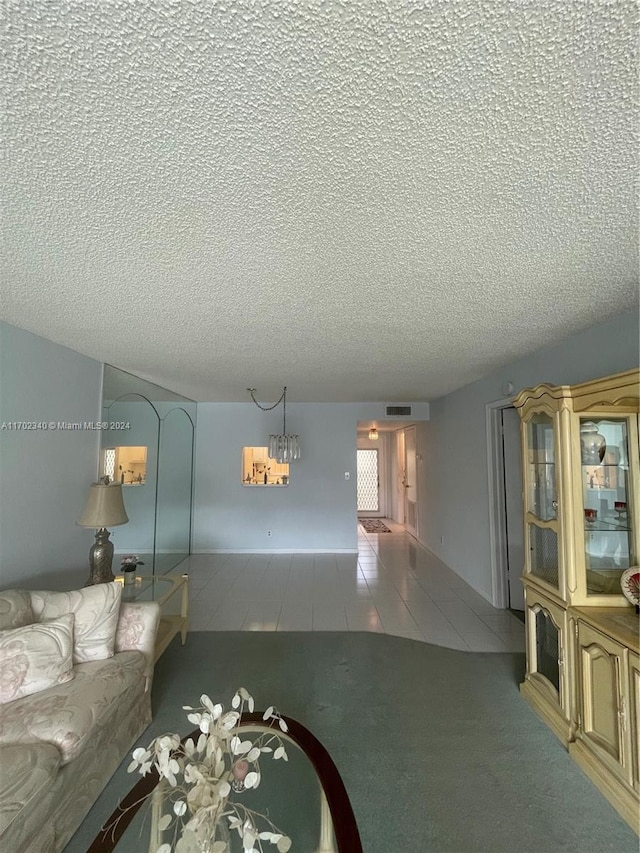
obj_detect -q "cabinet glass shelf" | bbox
[584,520,631,533]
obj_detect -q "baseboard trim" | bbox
[191,549,359,555]
[409,535,496,607]
[570,739,640,834]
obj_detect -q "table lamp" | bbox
[77,483,129,585]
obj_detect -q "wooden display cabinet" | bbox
[514,369,639,832]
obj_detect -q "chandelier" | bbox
[368,427,379,440]
[247,386,301,463]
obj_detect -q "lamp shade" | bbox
[77,483,129,528]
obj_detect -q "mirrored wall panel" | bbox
[102,366,196,576]
[156,408,195,570]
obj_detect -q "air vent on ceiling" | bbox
[385,405,412,417]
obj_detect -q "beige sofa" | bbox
[0,583,160,853]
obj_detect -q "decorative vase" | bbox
[123,566,136,587]
[580,422,606,464]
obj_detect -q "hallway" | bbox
[177,520,525,652]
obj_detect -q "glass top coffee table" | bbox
[88,714,362,853]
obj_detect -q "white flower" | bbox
[129,689,291,852]
[244,771,259,789]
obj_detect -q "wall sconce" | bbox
[368,427,379,441]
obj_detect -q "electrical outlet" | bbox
[267,530,272,537]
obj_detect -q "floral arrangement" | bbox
[121,555,145,570]
[128,688,292,853]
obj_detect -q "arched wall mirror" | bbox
[101,366,196,576]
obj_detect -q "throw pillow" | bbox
[0,613,75,704]
[29,583,123,663]
[0,590,34,631]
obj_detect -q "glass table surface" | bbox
[89,715,362,853]
[116,575,179,603]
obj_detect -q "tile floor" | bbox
[173,519,525,653]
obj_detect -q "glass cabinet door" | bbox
[526,413,560,589]
[526,414,557,520]
[581,417,634,596]
[534,608,560,696]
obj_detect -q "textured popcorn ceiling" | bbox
[1,0,637,402]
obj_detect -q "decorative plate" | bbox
[620,567,640,608]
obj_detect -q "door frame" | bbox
[403,425,419,539]
[486,396,521,609]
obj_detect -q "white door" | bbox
[404,427,418,538]
[502,407,525,611]
[357,448,381,515]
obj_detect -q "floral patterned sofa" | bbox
[0,583,160,853]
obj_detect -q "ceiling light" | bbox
[248,386,301,463]
[369,427,379,440]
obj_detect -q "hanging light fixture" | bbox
[248,386,301,463]
[368,427,379,441]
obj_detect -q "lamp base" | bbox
[85,528,115,586]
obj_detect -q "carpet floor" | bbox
[66,632,638,853]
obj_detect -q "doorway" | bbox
[487,399,525,611]
[357,448,381,515]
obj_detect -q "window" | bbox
[102,446,147,485]
[357,449,379,511]
[241,447,289,486]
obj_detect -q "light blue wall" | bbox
[420,309,639,603]
[0,322,103,588]
[193,401,429,551]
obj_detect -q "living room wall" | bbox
[0,321,103,588]
[420,309,640,604]
[193,401,429,552]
